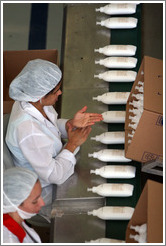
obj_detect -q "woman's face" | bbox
[41,82,62,106]
[19,180,45,214]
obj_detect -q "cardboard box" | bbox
[125,56,163,163]
[125,180,163,243]
[3,49,59,113]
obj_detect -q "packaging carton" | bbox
[125,180,163,243]
[3,49,59,113]
[125,56,163,163]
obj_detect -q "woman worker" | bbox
[3,167,45,243]
[5,59,103,207]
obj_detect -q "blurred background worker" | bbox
[3,167,45,243]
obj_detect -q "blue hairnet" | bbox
[9,59,62,102]
[3,167,38,213]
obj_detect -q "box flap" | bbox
[144,56,163,114]
[147,180,163,242]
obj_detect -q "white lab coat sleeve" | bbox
[17,125,76,185]
[57,118,68,139]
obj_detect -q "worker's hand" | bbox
[64,122,92,153]
[67,106,103,128]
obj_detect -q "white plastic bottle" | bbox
[130,223,147,234]
[129,115,141,124]
[94,70,137,82]
[129,108,143,115]
[138,81,144,86]
[95,57,137,69]
[102,111,126,123]
[88,206,134,220]
[87,183,134,197]
[128,139,132,144]
[93,92,130,105]
[88,149,131,162]
[129,233,147,243]
[128,123,138,130]
[96,17,138,29]
[90,165,136,179]
[135,85,144,93]
[86,238,125,243]
[128,130,135,138]
[91,131,125,144]
[95,3,137,15]
[131,93,144,101]
[129,100,143,108]
[94,44,137,56]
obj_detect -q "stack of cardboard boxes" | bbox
[125,56,163,163]
[125,56,163,243]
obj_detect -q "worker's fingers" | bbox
[78,106,87,113]
[81,126,92,135]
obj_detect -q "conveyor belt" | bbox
[106,4,142,240]
[51,3,142,243]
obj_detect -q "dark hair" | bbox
[44,81,62,98]
[19,179,40,206]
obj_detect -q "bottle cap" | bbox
[95,8,101,12]
[92,97,98,101]
[88,187,96,193]
[88,153,94,157]
[90,169,95,174]
[87,210,93,215]
[90,136,97,140]
[96,21,101,25]
[95,60,100,64]
[93,96,102,101]
[88,209,97,216]
[94,74,99,78]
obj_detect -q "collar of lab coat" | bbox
[3,213,26,243]
[21,101,58,126]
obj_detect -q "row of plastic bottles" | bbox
[95,3,139,30]
[86,5,138,243]
[128,81,144,142]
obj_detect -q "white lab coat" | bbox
[6,101,77,188]
[3,221,41,243]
